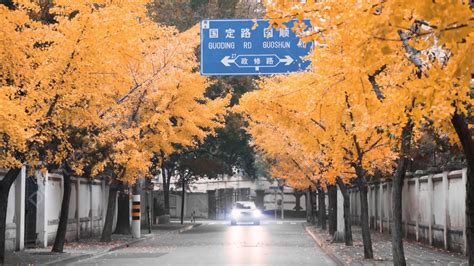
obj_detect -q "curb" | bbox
[45,234,153,265]
[304,225,345,266]
[178,223,201,233]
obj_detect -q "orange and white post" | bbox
[131,195,141,238]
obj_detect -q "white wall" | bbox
[349,168,467,254]
[170,193,209,219]
[186,193,208,218]
[3,168,111,251]
[164,174,274,194]
[263,193,304,211]
[162,173,305,210]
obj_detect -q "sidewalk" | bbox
[4,231,155,265]
[306,225,468,266]
[152,222,201,232]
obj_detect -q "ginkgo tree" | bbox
[243,115,332,226]
[96,23,229,242]
[0,2,79,261]
[1,0,163,255]
[237,67,397,258]
[260,0,473,264]
[0,16,35,263]
[0,0,228,260]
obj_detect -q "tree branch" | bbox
[398,29,427,77]
[368,65,386,101]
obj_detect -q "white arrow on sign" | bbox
[221,56,235,67]
[279,55,294,65]
[220,54,294,68]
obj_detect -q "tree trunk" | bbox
[392,121,413,266]
[318,188,326,230]
[451,112,474,265]
[114,187,130,235]
[336,177,353,246]
[101,183,119,242]
[308,187,316,224]
[180,178,186,225]
[51,172,72,252]
[0,191,8,265]
[328,185,337,236]
[306,189,311,223]
[0,168,20,264]
[146,191,151,233]
[359,183,374,259]
[162,166,170,215]
[315,189,321,227]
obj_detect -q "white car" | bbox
[230,201,261,225]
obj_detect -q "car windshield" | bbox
[235,202,255,209]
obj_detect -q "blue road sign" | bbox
[200,19,312,76]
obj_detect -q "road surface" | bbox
[73,220,336,265]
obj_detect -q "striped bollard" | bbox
[131,194,141,238]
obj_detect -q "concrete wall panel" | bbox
[349,168,467,254]
[432,178,444,226]
[3,168,110,251]
[448,174,464,229]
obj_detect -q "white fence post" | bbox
[76,177,80,240]
[428,174,433,246]
[101,178,106,229]
[462,168,467,255]
[89,180,93,237]
[443,171,449,249]
[404,178,409,238]
[337,188,344,234]
[379,183,383,232]
[15,166,26,251]
[415,177,420,242]
[388,182,392,233]
[36,170,48,248]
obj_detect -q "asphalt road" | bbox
[73,219,336,266]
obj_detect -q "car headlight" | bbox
[252,209,261,217]
[231,209,240,218]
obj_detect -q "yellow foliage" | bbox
[0,1,228,184]
[237,0,473,189]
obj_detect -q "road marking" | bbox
[291,222,296,225]
[209,222,215,225]
[277,221,283,225]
